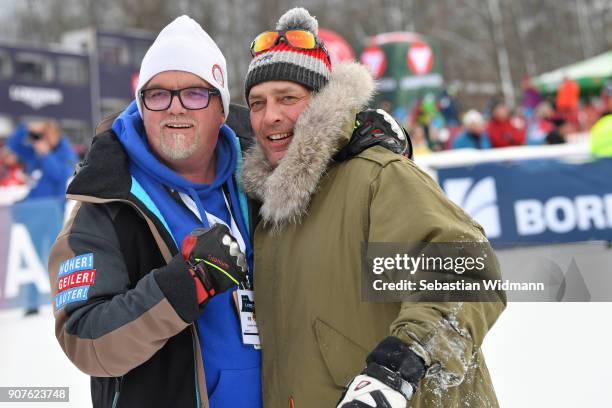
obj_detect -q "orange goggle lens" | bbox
[251,30,317,55]
[284,30,316,48]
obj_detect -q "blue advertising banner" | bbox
[0,198,64,310]
[438,157,612,247]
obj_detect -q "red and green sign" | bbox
[359,32,444,117]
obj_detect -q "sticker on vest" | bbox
[234,289,261,348]
[55,253,96,310]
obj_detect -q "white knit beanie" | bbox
[463,110,485,127]
[135,15,230,120]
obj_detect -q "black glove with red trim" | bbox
[181,224,248,305]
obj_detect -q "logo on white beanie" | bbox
[212,64,224,88]
[135,15,230,120]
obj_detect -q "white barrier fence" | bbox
[415,137,591,179]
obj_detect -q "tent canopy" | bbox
[533,50,612,94]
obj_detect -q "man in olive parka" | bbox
[242,7,506,408]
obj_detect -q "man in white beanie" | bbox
[242,7,505,408]
[451,110,492,149]
[48,15,262,407]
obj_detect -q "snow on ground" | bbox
[0,306,89,407]
[0,303,610,407]
[483,302,612,407]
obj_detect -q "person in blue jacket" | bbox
[7,120,77,315]
[6,120,77,199]
[47,15,261,407]
[452,110,492,149]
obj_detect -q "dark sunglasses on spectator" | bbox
[140,87,220,111]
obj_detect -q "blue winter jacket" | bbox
[452,130,492,150]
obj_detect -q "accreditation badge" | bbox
[233,289,261,349]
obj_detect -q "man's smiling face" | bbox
[248,80,312,167]
[142,70,224,169]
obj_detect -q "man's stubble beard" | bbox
[160,128,200,160]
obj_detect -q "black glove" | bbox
[334,109,412,162]
[181,224,248,305]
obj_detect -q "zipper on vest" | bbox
[111,376,123,408]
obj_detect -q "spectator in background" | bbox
[0,147,26,186]
[601,81,612,108]
[410,125,432,156]
[6,120,77,200]
[556,75,580,126]
[6,120,77,316]
[526,102,556,145]
[452,110,492,149]
[545,117,569,145]
[590,91,612,157]
[411,92,445,150]
[521,76,542,120]
[580,97,602,131]
[438,87,460,127]
[487,102,526,148]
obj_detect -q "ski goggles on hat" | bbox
[250,29,328,56]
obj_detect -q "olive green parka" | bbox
[241,62,506,408]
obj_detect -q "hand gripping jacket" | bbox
[334,109,412,162]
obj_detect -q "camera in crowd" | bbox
[28,130,44,142]
[26,120,62,149]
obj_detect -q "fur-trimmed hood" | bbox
[240,62,375,227]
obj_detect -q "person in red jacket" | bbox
[0,147,26,186]
[487,102,526,147]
